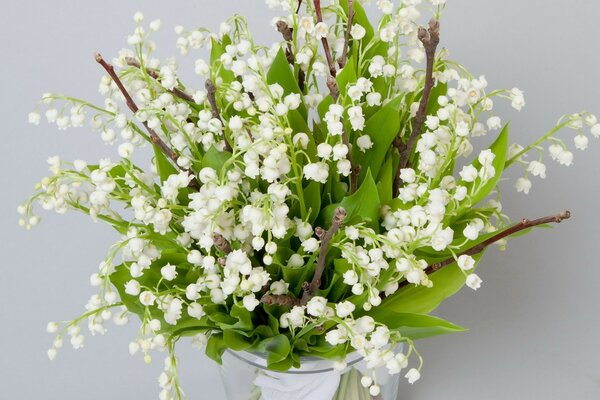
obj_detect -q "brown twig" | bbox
[205,79,233,153]
[261,294,302,307]
[212,233,232,255]
[337,0,355,69]
[124,57,194,102]
[205,79,222,122]
[301,207,347,304]
[276,21,295,64]
[393,19,440,195]
[96,53,200,190]
[313,0,337,78]
[326,76,340,102]
[95,53,178,164]
[394,210,572,291]
[260,209,348,307]
[313,1,358,191]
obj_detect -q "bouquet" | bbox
[21,0,598,399]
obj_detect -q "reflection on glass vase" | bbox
[219,350,401,400]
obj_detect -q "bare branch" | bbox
[326,76,340,102]
[95,53,200,190]
[313,2,359,192]
[276,21,295,64]
[124,57,194,102]
[212,233,232,255]
[205,79,222,122]
[205,79,233,153]
[393,19,440,195]
[95,53,178,164]
[337,0,355,69]
[261,294,302,307]
[395,210,572,292]
[313,0,337,79]
[301,207,347,304]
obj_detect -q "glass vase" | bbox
[219,350,400,400]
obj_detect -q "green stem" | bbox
[506,118,572,167]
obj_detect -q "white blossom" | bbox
[306,296,328,317]
[457,255,475,271]
[466,274,483,290]
[405,368,421,384]
[160,264,178,281]
[515,177,532,194]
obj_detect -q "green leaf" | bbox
[381,252,485,314]
[202,145,231,172]
[317,96,334,125]
[303,181,322,223]
[376,156,395,205]
[153,146,177,184]
[288,109,316,159]
[256,334,292,370]
[206,333,227,364]
[425,80,448,117]
[222,330,256,351]
[267,48,307,120]
[340,0,374,44]
[210,37,235,84]
[110,263,160,318]
[319,169,380,231]
[366,309,466,340]
[110,251,195,328]
[354,96,403,185]
[335,52,357,99]
[333,258,352,276]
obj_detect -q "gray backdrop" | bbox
[1,1,598,399]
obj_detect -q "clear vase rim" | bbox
[224,349,364,374]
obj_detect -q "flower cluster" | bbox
[22,1,596,398]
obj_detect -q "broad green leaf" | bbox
[381,252,485,314]
[366,309,466,340]
[110,251,198,331]
[317,95,334,124]
[318,169,380,231]
[110,263,160,318]
[288,109,316,159]
[269,355,294,371]
[322,274,347,302]
[425,78,448,117]
[169,318,214,338]
[229,304,255,332]
[340,0,374,44]
[206,333,227,364]
[256,334,292,370]
[333,258,352,276]
[376,156,395,205]
[222,330,256,351]
[335,52,357,99]
[303,181,322,223]
[354,96,403,185]
[202,145,231,172]
[267,48,307,120]
[281,262,315,296]
[210,37,235,84]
